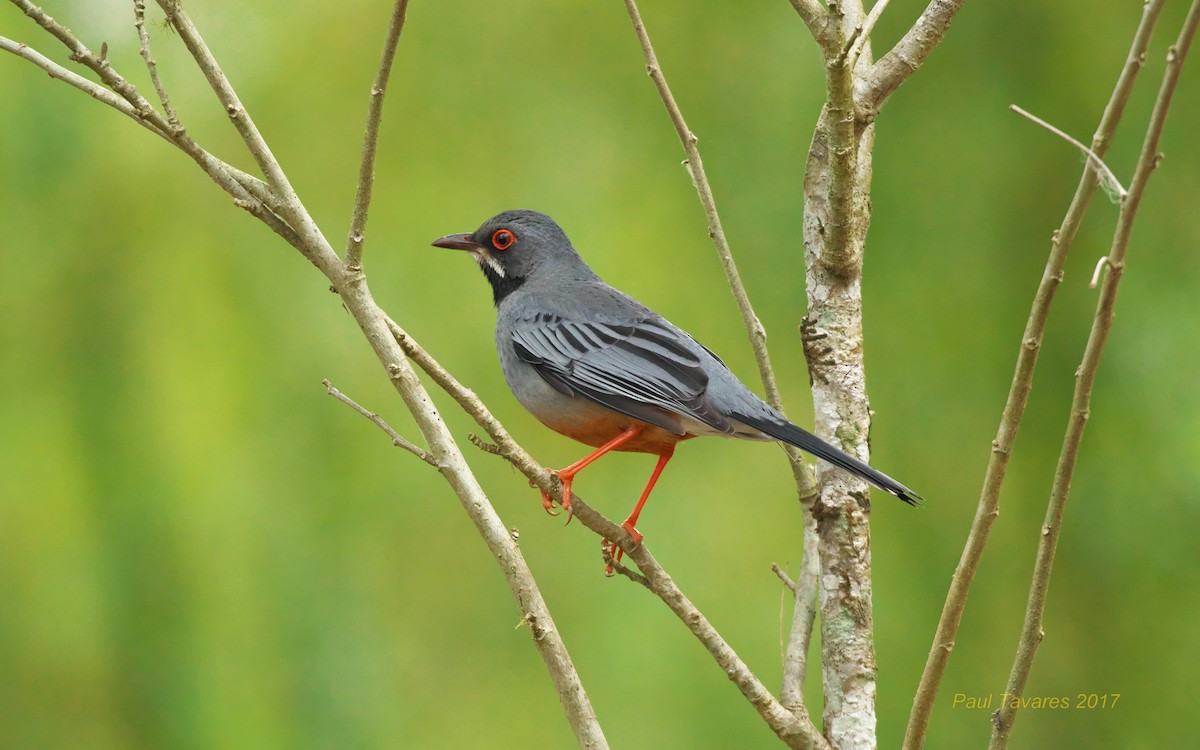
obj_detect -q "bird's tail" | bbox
[731,412,922,506]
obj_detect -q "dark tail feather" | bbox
[733,412,923,506]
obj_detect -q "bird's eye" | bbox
[491,229,516,251]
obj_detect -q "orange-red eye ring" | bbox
[492,229,516,251]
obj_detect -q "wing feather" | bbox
[511,313,732,435]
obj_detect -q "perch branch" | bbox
[990,4,1199,746]
[322,379,437,466]
[385,316,828,750]
[903,1,1169,746]
[345,0,410,268]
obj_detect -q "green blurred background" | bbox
[3,1,1197,747]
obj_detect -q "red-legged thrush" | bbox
[432,209,921,568]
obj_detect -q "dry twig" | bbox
[322,379,437,465]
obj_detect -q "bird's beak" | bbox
[431,233,483,251]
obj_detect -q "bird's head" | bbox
[432,209,589,305]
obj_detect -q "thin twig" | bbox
[134,0,180,131]
[467,433,504,456]
[12,0,162,122]
[345,0,409,268]
[0,34,169,139]
[323,379,437,465]
[771,563,800,594]
[619,0,778,408]
[1010,104,1127,198]
[990,4,1199,746]
[859,0,968,117]
[903,2,1170,747]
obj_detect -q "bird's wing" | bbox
[510,312,734,436]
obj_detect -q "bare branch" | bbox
[990,4,1200,746]
[322,379,436,465]
[345,0,410,268]
[859,0,967,116]
[904,2,1170,746]
[0,34,167,139]
[1010,104,1127,198]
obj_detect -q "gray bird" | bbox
[433,209,920,566]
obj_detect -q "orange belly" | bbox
[535,405,692,455]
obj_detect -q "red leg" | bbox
[608,447,674,572]
[539,426,644,515]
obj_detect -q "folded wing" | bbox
[510,312,733,436]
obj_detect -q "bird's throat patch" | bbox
[479,261,525,306]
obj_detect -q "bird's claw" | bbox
[536,468,573,519]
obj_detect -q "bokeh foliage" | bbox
[2,1,1198,747]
